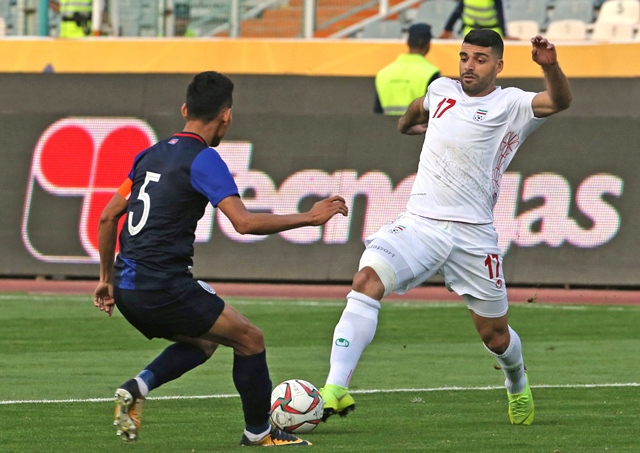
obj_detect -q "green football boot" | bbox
[508,372,534,425]
[320,384,356,421]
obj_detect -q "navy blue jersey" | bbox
[114,132,239,290]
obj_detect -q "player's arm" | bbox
[398,96,430,135]
[94,181,130,317]
[494,0,510,39]
[439,0,462,39]
[217,195,348,235]
[530,35,573,118]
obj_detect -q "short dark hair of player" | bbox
[185,71,234,122]
[407,22,432,49]
[463,29,504,58]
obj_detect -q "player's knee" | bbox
[356,255,397,299]
[199,340,218,358]
[352,267,377,292]
[481,328,510,354]
[242,324,265,354]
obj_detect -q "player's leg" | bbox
[445,222,533,425]
[467,304,533,425]
[114,337,217,441]
[112,282,223,441]
[199,301,310,446]
[322,214,448,421]
[321,266,385,420]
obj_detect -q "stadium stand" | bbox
[591,20,635,39]
[507,20,540,39]
[549,0,596,23]
[546,18,589,39]
[360,19,403,39]
[0,0,14,36]
[595,0,640,23]
[506,0,550,31]
[188,0,241,36]
[0,0,638,40]
[412,0,457,37]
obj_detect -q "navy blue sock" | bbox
[143,343,208,391]
[233,350,272,433]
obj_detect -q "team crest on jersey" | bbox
[473,109,488,122]
[388,225,406,234]
[168,138,179,145]
[197,280,217,294]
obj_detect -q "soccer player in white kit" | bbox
[320,30,572,426]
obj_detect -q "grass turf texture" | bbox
[1,294,640,452]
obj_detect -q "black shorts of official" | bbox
[114,280,225,340]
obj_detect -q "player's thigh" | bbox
[199,303,264,355]
[442,223,507,303]
[361,213,451,295]
[169,334,220,357]
[114,280,226,339]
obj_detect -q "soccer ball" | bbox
[270,379,324,434]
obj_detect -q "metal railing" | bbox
[0,0,423,38]
[327,0,421,38]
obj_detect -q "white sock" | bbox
[243,426,271,442]
[326,291,380,388]
[488,326,526,394]
[134,376,149,397]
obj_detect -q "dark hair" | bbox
[185,71,234,122]
[463,29,504,58]
[407,22,432,48]
[174,3,190,18]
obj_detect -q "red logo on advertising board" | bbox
[22,118,157,263]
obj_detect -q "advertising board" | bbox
[1,74,638,286]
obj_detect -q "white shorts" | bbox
[360,212,508,316]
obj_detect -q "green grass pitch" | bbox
[1,293,640,452]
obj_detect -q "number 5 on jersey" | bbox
[128,171,161,236]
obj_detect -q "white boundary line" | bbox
[3,383,640,405]
[3,294,640,312]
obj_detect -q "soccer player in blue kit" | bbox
[93,71,348,447]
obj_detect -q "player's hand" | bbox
[403,123,428,135]
[531,35,558,67]
[307,195,349,225]
[94,281,115,317]
[439,30,454,39]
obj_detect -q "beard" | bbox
[461,74,492,96]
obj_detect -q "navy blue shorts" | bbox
[114,280,225,340]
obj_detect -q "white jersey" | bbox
[406,77,545,224]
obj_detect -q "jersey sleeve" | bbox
[424,77,445,113]
[190,148,240,207]
[505,88,545,130]
[505,88,546,140]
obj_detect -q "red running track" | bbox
[1,279,639,305]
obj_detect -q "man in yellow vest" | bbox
[374,23,441,116]
[174,3,197,37]
[439,0,507,39]
[51,0,93,38]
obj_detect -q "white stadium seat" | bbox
[546,19,588,40]
[591,21,636,40]
[507,20,540,40]
[596,0,640,24]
